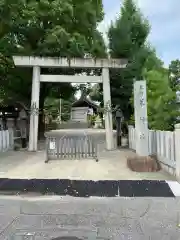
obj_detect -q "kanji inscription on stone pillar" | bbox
[134,80,149,156]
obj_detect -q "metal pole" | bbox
[115,108,123,147]
[116,118,122,147]
[59,97,62,123]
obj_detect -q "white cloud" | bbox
[136,0,180,65]
[98,9,119,35]
[135,0,180,41]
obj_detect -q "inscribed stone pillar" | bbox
[28,66,40,151]
[134,80,149,156]
[175,124,180,182]
[102,67,114,150]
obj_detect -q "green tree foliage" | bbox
[0,0,106,101]
[144,69,178,130]
[91,0,173,131]
[44,95,76,122]
[0,0,107,133]
[91,0,150,120]
[0,0,25,96]
[143,45,163,72]
[89,83,102,102]
[130,55,177,130]
[167,59,180,128]
[169,59,180,91]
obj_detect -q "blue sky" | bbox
[98,0,180,67]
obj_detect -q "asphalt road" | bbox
[0,195,180,239]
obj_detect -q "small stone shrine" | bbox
[71,92,99,124]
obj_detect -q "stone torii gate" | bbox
[13,56,127,152]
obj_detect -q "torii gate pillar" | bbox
[102,68,114,150]
[29,66,40,151]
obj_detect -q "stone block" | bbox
[127,154,161,172]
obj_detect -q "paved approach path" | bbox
[0,149,175,180]
[0,195,179,239]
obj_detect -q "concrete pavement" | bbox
[0,150,175,180]
[0,195,179,239]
